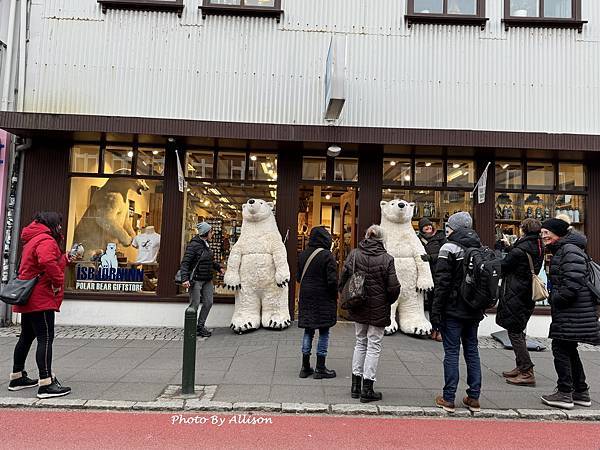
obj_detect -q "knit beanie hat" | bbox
[418,218,433,233]
[447,212,473,231]
[196,221,212,236]
[541,218,569,238]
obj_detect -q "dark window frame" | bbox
[405,0,488,29]
[200,0,283,22]
[502,0,586,32]
[97,0,184,17]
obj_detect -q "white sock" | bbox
[39,377,52,386]
[9,371,22,381]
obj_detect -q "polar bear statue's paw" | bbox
[415,278,434,293]
[384,318,399,336]
[230,317,261,335]
[274,271,290,288]
[263,313,291,330]
[223,271,241,291]
[399,315,432,336]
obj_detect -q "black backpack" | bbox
[585,256,600,305]
[459,246,503,311]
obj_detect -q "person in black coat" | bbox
[297,226,338,379]
[179,222,224,338]
[540,219,600,410]
[496,219,543,386]
[339,225,401,403]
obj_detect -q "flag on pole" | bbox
[470,162,491,205]
[175,149,185,193]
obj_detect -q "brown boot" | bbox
[506,368,536,386]
[502,367,520,378]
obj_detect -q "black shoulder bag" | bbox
[0,256,42,306]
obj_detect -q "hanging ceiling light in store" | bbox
[152,150,159,155]
[425,162,432,167]
[127,151,134,158]
[250,155,257,161]
[404,175,411,181]
[390,161,397,167]
[453,163,460,169]
[325,193,332,200]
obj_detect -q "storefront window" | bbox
[415,159,443,187]
[447,160,474,188]
[334,158,358,182]
[555,194,585,224]
[186,150,214,178]
[559,163,586,191]
[496,161,522,190]
[302,157,327,181]
[526,162,554,191]
[249,153,278,181]
[70,145,100,173]
[104,146,133,175]
[383,158,411,185]
[137,148,165,176]
[66,177,164,294]
[217,152,246,180]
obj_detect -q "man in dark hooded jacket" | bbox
[297,226,338,379]
[430,212,484,414]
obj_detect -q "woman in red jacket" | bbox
[8,212,72,398]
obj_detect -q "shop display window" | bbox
[559,163,586,191]
[334,158,359,182]
[250,153,278,181]
[137,148,165,177]
[447,160,475,188]
[302,157,327,181]
[70,145,100,173]
[415,159,443,187]
[383,158,411,185]
[496,161,522,190]
[104,146,133,175]
[217,152,246,180]
[526,162,554,191]
[65,177,164,294]
[186,150,214,178]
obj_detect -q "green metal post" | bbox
[182,304,198,395]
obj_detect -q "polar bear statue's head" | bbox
[380,199,415,224]
[242,198,275,223]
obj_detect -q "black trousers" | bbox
[552,339,588,394]
[508,331,534,372]
[13,310,55,380]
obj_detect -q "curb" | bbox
[0,397,598,421]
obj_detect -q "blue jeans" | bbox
[441,318,481,403]
[302,328,330,357]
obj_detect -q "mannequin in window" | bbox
[132,226,161,264]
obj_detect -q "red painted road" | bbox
[2,409,599,450]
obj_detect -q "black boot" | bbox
[351,374,362,399]
[197,325,211,337]
[313,355,336,379]
[360,378,382,403]
[299,353,314,378]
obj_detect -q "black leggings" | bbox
[13,310,55,380]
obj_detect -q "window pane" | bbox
[510,0,539,17]
[558,163,586,191]
[496,192,525,222]
[496,161,523,190]
[104,146,133,175]
[137,148,165,177]
[249,153,278,181]
[415,159,443,187]
[186,150,214,178]
[414,0,443,14]
[527,162,554,190]
[441,191,472,222]
[66,177,163,294]
[555,194,585,224]
[217,152,246,180]
[334,158,359,182]
[70,144,100,173]
[544,0,571,18]
[209,0,241,4]
[383,158,411,185]
[244,0,275,6]
[302,157,326,181]
[448,0,477,15]
[447,160,474,187]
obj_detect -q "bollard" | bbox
[182,304,198,395]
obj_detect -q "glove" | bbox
[420,254,430,262]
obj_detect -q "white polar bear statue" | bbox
[380,199,434,336]
[224,198,291,334]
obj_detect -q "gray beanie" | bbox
[196,221,212,236]
[447,212,473,231]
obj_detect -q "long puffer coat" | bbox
[297,227,338,329]
[496,233,544,333]
[180,236,221,283]
[338,238,401,328]
[546,231,600,345]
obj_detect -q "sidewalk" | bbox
[1,323,599,414]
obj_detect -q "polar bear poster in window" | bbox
[224,198,291,334]
[380,199,434,336]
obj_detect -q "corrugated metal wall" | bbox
[21,0,600,135]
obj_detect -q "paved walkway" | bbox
[1,323,599,410]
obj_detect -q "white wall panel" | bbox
[19,0,600,135]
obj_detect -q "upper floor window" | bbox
[406,0,488,28]
[201,0,283,21]
[98,0,184,17]
[503,0,586,32]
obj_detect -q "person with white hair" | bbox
[339,225,401,403]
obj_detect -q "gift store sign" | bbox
[75,265,144,292]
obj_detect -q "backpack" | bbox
[585,256,600,305]
[459,245,503,311]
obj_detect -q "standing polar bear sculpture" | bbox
[224,199,291,334]
[380,199,434,336]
